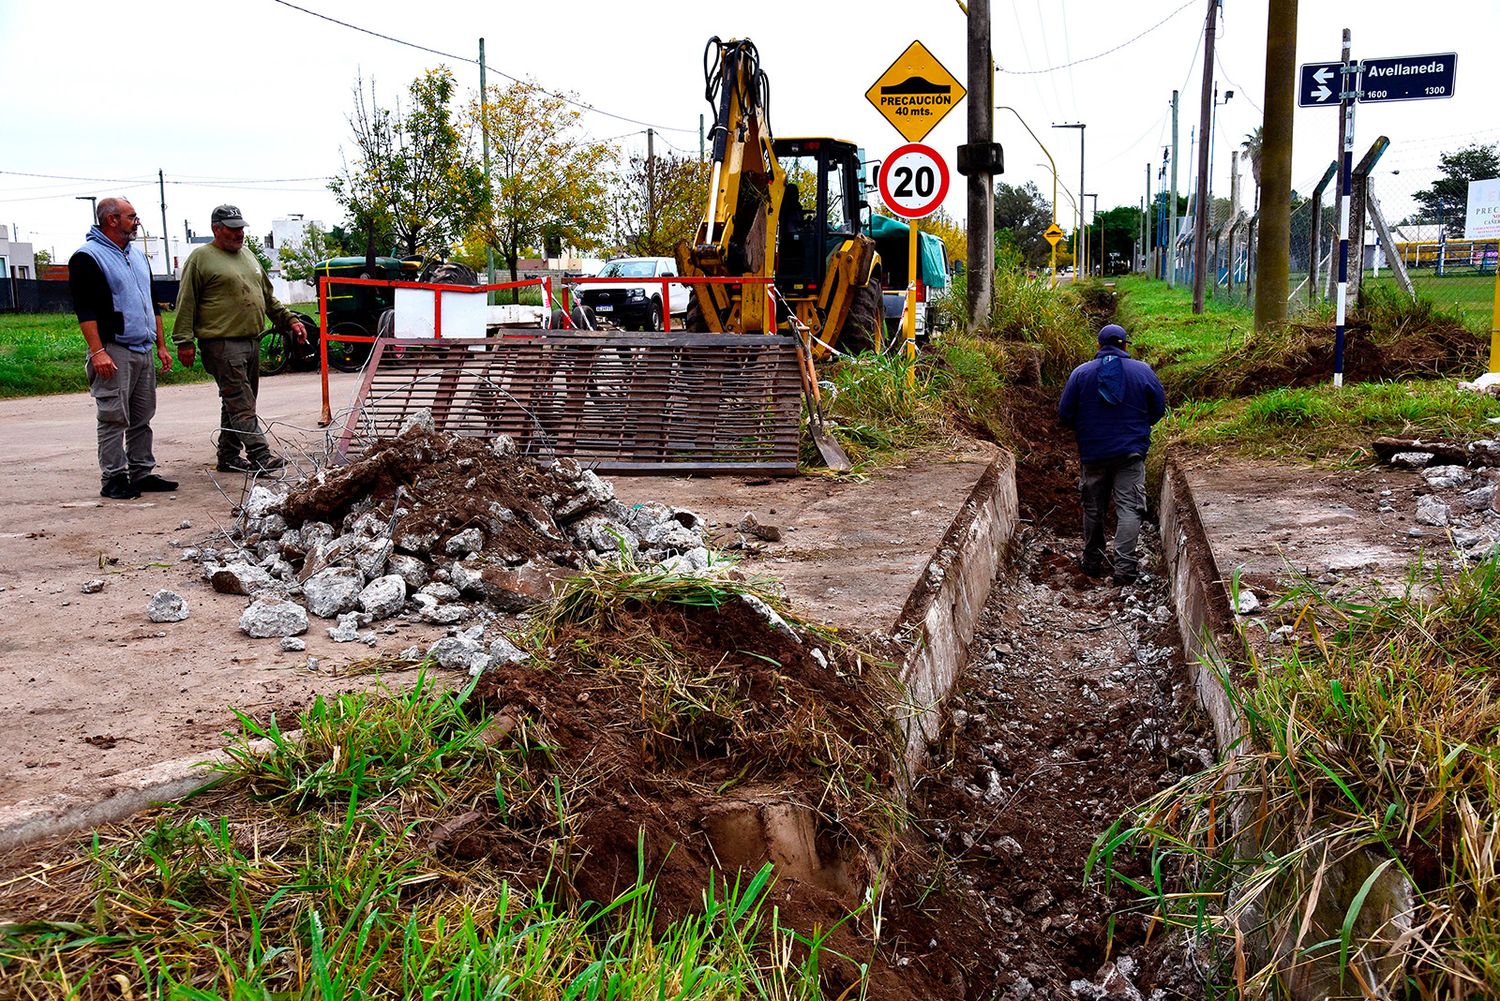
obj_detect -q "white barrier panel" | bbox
[393,287,487,339]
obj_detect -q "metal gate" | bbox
[335,332,804,474]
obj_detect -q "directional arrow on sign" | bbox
[1299,61,1344,107]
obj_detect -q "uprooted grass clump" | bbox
[804,351,954,467]
[0,565,930,1000]
[1090,557,1500,996]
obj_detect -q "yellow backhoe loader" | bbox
[676,37,884,359]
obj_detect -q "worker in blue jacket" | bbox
[1058,323,1167,585]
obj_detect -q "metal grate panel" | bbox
[336,334,804,474]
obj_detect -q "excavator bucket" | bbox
[334,332,806,475]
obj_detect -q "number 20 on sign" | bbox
[878,142,950,220]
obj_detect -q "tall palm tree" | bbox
[1240,126,1264,214]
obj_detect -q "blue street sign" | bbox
[1359,53,1457,103]
[1298,62,1342,107]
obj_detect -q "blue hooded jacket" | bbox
[1057,344,1167,464]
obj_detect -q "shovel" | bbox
[794,328,852,472]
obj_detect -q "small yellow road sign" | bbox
[866,40,967,143]
[1044,223,1066,246]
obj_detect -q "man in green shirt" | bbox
[174,205,306,473]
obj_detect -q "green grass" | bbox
[0,670,878,999]
[1089,558,1500,994]
[0,312,214,398]
[1113,274,1254,379]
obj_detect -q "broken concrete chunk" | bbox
[358,574,407,620]
[644,521,702,552]
[354,538,394,580]
[280,636,306,652]
[428,634,486,672]
[398,408,436,435]
[146,589,189,623]
[445,527,485,556]
[81,579,105,594]
[1389,451,1435,468]
[328,612,362,643]
[244,485,285,518]
[395,528,438,556]
[419,582,462,603]
[554,470,614,520]
[386,553,430,591]
[479,562,560,611]
[485,635,529,670]
[491,434,517,456]
[1422,464,1471,491]
[240,596,307,638]
[1233,590,1261,615]
[737,512,783,542]
[1462,483,1497,510]
[450,560,485,595]
[1415,495,1451,527]
[568,512,640,558]
[302,565,364,618]
[210,561,275,596]
[421,602,470,625]
[660,547,714,576]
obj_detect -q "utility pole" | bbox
[964,0,995,332]
[1052,123,1085,276]
[158,170,170,278]
[76,195,97,224]
[1144,163,1152,272]
[1332,28,1356,386]
[1191,0,1217,312]
[1169,91,1180,287]
[479,38,495,290]
[1255,0,1298,331]
[647,128,656,251]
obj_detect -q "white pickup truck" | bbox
[576,256,691,331]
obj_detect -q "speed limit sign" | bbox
[878,142,950,219]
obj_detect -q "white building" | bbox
[0,225,36,280]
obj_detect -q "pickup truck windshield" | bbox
[599,261,657,278]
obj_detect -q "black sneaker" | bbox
[132,473,179,492]
[250,454,287,471]
[1112,569,1139,586]
[1077,557,1108,578]
[100,473,141,500]
[216,456,254,473]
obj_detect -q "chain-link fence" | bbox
[1150,137,1500,334]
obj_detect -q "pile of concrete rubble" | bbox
[177,418,715,671]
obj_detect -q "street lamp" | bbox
[998,106,1060,287]
[76,195,97,224]
[1052,123,1086,275]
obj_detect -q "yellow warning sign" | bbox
[866,40,967,143]
[1044,223,1066,246]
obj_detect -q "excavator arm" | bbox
[676,37,786,335]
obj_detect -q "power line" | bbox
[268,0,694,134]
[998,0,1196,75]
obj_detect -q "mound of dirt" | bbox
[457,587,982,999]
[1169,313,1485,400]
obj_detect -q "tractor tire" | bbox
[328,322,373,372]
[835,274,885,356]
[683,295,709,332]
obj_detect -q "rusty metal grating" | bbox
[335,334,804,474]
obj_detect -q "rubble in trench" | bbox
[179,415,724,667]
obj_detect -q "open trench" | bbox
[910,387,1216,999]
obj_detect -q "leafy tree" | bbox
[993,181,1053,267]
[1088,205,1143,275]
[1413,143,1500,236]
[248,235,275,276]
[278,223,335,285]
[468,81,615,300]
[605,150,709,257]
[331,67,485,262]
[1240,126,1263,212]
[33,248,51,270]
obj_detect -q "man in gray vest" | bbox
[69,197,177,499]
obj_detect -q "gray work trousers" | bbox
[199,337,270,462]
[1080,454,1147,575]
[86,343,157,483]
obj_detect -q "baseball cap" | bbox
[1098,323,1128,346]
[211,204,248,228]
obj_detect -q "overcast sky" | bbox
[2,0,1495,263]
